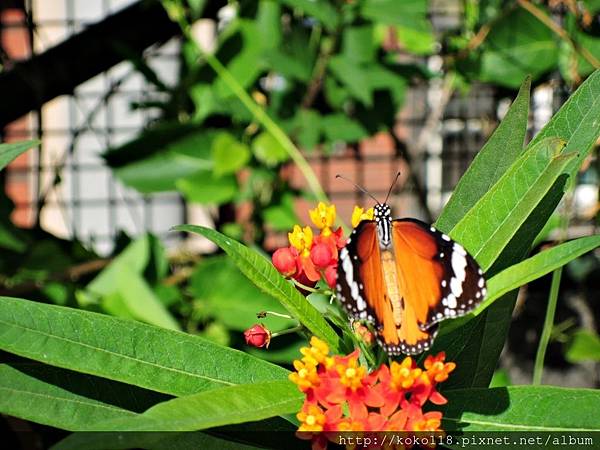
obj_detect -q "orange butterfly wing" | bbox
[337,221,435,354]
[392,219,486,352]
[336,218,486,356]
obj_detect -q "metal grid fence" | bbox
[1,1,591,255]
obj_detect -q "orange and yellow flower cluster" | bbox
[272,203,373,289]
[289,337,455,448]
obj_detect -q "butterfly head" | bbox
[373,203,392,223]
[373,203,392,248]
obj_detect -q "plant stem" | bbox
[291,278,320,293]
[532,267,562,385]
[258,310,294,320]
[272,324,304,338]
[165,3,328,204]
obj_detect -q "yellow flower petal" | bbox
[309,202,336,230]
[288,225,313,253]
[351,206,374,228]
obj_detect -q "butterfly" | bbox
[335,175,486,355]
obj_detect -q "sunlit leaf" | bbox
[173,225,342,353]
[566,329,600,363]
[0,140,38,171]
[0,297,289,396]
[443,386,600,431]
[436,77,530,232]
[89,380,302,431]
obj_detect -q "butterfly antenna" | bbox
[383,172,401,204]
[335,174,380,204]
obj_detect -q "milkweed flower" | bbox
[272,203,346,289]
[289,337,454,449]
[351,205,374,228]
[309,202,336,236]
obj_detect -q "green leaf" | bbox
[443,386,600,431]
[176,170,237,204]
[212,132,251,176]
[190,255,296,331]
[111,130,214,193]
[252,132,290,167]
[114,152,211,193]
[53,431,264,450]
[115,267,180,330]
[450,137,575,270]
[173,225,342,353]
[89,380,302,431]
[489,369,511,388]
[265,50,312,82]
[476,235,600,315]
[0,140,39,171]
[247,339,306,364]
[256,0,281,50]
[0,363,136,430]
[361,0,430,33]
[87,235,178,328]
[342,26,376,63]
[87,236,150,296]
[529,70,600,177]
[436,77,531,232]
[474,8,558,88]
[0,296,289,396]
[438,70,600,391]
[280,0,338,30]
[0,221,26,252]
[328,55,372,106]
[393,24,436,55]
[566,330,600,363]
[263,193,300,231]
[560,14,600,81]
[321,114,368,143]
[214,22,265,98]
[290,109,321,150]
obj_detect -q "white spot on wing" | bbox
[446,293,457,309]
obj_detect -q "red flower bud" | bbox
[272,247,298,277]
[324,264,337,288]
[243,323,271,348]
[310,242,334,269]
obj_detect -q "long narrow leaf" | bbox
[53,432,264,450]
[0,140,39,171]
[173,225,342,353]
[440,69,600,390]
[89,380,303,431]
[450,137,574,270]
[443,386,600,431]
[0,363,136,430]
[529,70,600,176]
[436,77,530,231]
[475,235,600,315]
[0,297,289,396]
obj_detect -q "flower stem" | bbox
[272,324,304,338]
[258,310,293,320]
[532,267,562,385]
[291,278,320,293]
